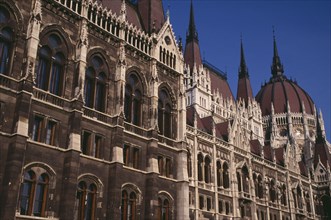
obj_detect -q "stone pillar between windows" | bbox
[112,145,123,163]
[0,137,28,219]
[176,150,189,219]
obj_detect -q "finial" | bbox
[166,5,170,21]
[271,26,284,77]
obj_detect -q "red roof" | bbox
[237,76,253,104]
[314,142,331,168]
[215,121,229,141]
[209,69,234,101]
[184,40,202,70]
[274,147,285,166]
[250,139,262,156]
[101,1,142,29]
[256,78,314,116]
[263,144,273,161]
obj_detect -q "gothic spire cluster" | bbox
[271,29,284,77]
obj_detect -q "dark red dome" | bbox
[256,76,315,116]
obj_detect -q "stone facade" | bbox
[0,0,330,220]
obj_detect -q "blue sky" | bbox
[163,0,331,141]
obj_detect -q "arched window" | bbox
[197,153,203,181]
[270,180,276,202]
[280,184,286,205]
[121,189,138,220]
[258,175,264,198]
[223,163,230,189]
[157,194,172,220]
[36,34,66,96]
[242,166,249,193]
[217,161,222,187]
[19,170,49,217]
[77,181,97,220]
[158,89,173,138]
[187,150,192,178]
[125,73,142,126]
[204,156,211,184]
[0,7,14,75]
[237,172,242,192]
[84,55,108,112]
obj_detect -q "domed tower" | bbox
[255,34,319,166]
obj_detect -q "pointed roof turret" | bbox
[184,0,202,69]
[187,0,198,42]
[271,29,284,77]
[237,37,253,103]
[239,37,249,78]
[137,0,165,34]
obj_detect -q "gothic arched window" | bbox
[270,180,276,202]
[157,194,172,220]
[77,181,97,220]
[158,89,173,138]
[242,166,249,193]
[36,34,66,96]
[84,55,108,112]
[121,190,137,220]
[0,7,14,75]
[204,156,211,184]
[197,153,203,181]
[217,161,222,187]
[223,163,230,189]
[19,170,49,217]
[124,73,142,126]
[258,175,264,198]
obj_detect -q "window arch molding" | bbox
[84,52,110,112]
[36,28,70,96]
[0,4,21,76]
[157,191,174,220]
[76,174,103,220]
[121,183,142,220]
[124,70,145,126]
[22,162,56,188]
[18,162,56,217]
[158,84,176,138]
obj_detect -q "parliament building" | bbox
[0,0,330,219]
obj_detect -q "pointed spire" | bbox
[184,0,202,70]
[236,36,253,103]
[187,0,198,42]
[239,35,249,78]
[271,27,284,77]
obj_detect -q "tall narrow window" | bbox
[45,120,57,145]
[123,145,130,166]
[121,190,137,220]
[36,34,66,96]
[132,148,139,169]
[19,171,49,217]
[32,116,43,142]
[158,156,164,176]
[20,171,36,215]
[204,156,211,183]
[242,166,249,193]
[0,27,13,75]
[217,161,222,187]
[197,154,203,181]
[0,7,14,75]
[223,163,230,189]
[77,181,97,220]
[93,135,102,158]
[81,131,92,155]
[84,56,108,112]
[158,89,173,138]
[124,73,143,126]
[33,174,49,216]
[157,195,172,220]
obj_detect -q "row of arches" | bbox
[18,162,174,220]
